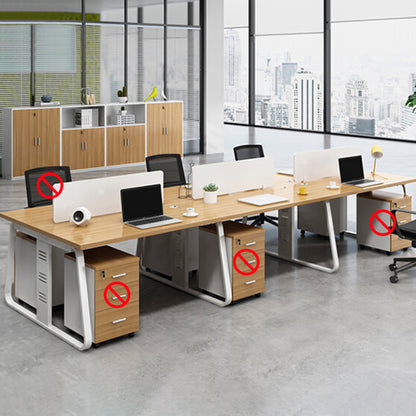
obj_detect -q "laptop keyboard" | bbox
[130,215,172,226]
[348,179,374,185]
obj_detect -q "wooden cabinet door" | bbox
[146,103,165,156]
[84,128,104,168]
[12,109,38,177]
[165,102,183,155]
[62,130,84,170]
[107,126,125,166]
[125,125,145,164]
[36,108,60,168]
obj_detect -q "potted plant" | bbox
[203,183,219,204]
[120,106,127,115]
[117,86,128,103]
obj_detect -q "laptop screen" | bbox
[121,184,163,222]
[338,155,365,183]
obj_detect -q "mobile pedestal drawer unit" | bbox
[64,246,140,344]
[357,191,412,253]
[199,221,265,301]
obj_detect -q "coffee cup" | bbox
[298,186,307,195]
[329,181,336,187]
[186,207,195,215]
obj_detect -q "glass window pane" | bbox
[0,0,82,19]
[167,1,188,26]
[128,1,164,24]
[224,28,248,124]
[85,0,125,22]
[34,24,82,105]
[331,19,416,140]
[225,0,248,28]
[332,0,416,22]
[86,24,124,103]
[128,26,164,102]
[255,34,324,131]
[167,28,200,153]
[256,0,323,34]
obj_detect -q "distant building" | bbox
[267,98,289,127]
[290,68,323,131]
[345,77,369,118]
[400,106,416,131]
[347,117,375,136]
[409,73,416,94]
[224,29,241,103]
[281,62,298,87]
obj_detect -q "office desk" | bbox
[1,172,415,350]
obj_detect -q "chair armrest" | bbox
[391,209,416,239]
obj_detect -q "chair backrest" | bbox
[25,166,72,208]
[145,154,186,188]
[233,144,265,161]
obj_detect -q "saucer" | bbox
[326,185,339,190]
[183,212,198,217]
[297,192,308,196]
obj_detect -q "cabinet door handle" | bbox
[33,137,36,146]
[247,259,257,264]
[123,138,125,146]
[37,137,40,146]
[112,273,126,279]
[245,280,256,285]
[245,242,256,246]
[400,205,407,209]
[162,127,164,135]
[400,220,407,224]
[84,141,87,150]
[81,142,84,150]
[112,294,127,300]
[112,318,127,324]
[127,138,129,146]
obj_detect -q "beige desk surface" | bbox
[1,172,414,251]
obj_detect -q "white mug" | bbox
[329,181,337,187]
[186,207,195,215]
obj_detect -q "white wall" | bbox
[204,0,224,154]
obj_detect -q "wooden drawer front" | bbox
[232,246,265,275]
[95,301,139,344]
[95,263,139,291]
[391,234,411,252]
[391,196,412,211]
[232,274,265,301]
[396,212,411,226]
[232,231,265,253]
[96,280,139,313]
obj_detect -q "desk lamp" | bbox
[371,145,383,177]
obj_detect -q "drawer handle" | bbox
[400,206,407,209]
[112,273,126,279]
[112,294,127,300]
[112,318,126,324]
[400,220,407,224]
[245,280,256,285]
[245,242,256,246]
[247,259,257,264]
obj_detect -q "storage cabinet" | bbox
[107,125,145,166]
[199,221,265,301]
[64,246,140,344]
[12,108,60,177]
[62,128,105,170]
[147,102,183,156]
[357,191,412,253]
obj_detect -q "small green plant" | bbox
[117,86,127,97]
[405,84,416,112]
[121,106,125,111]
[203,183,218,192]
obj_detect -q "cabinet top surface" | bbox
[1,172,415,250]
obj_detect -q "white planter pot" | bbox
[121,110,127,115]
[203,190,218,204]
[117,96,128,103]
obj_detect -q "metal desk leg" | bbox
[266,201,340,273]
[140,222,233,307]
[4,223,92,351]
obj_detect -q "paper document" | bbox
[238,194,289,206]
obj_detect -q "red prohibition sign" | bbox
[104,282,131,309]
[233,249,260,276]
[369,209,397,236]
[36,172,64,199]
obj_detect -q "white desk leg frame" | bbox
[267,201,340,273]
[4,223,92,351]
[140,222,233,307]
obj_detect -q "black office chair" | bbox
[24,166,72,208]
[389,208,416,283]
[233,144,278,228]
[145,154,186,188]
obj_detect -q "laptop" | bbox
[338,155,383,187]
[120,184,182,229]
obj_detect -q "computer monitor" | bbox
[339,155,365,183]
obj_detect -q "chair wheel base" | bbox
[390,275,399,283]
[389,264,396,271]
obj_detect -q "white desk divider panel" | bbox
[192,157,275,199]
[53,171,163,223]
[293,146,358,183]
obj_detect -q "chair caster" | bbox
[128,332,135,338]
[339,232,345,240]
[92,343,100,348]
[385,251,392,256]
[389,264,396,271]
[255,293,262,298]
[300,230,305,237]
[390,275,399,283]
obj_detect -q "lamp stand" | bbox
[371,159,388,180]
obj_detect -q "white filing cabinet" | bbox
[298,197,348,236]
[15,232,65,307]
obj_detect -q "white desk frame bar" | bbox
[139,222,233,307]
[4,223,92,351]
[267,201,340,273]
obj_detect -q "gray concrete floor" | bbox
[2,126,416,415]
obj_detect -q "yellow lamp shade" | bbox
[371,145,383,159]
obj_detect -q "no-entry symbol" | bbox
[36,172,64,200]
[369,209,397,236]
[104,282,131,308]
[233,249,260,275]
